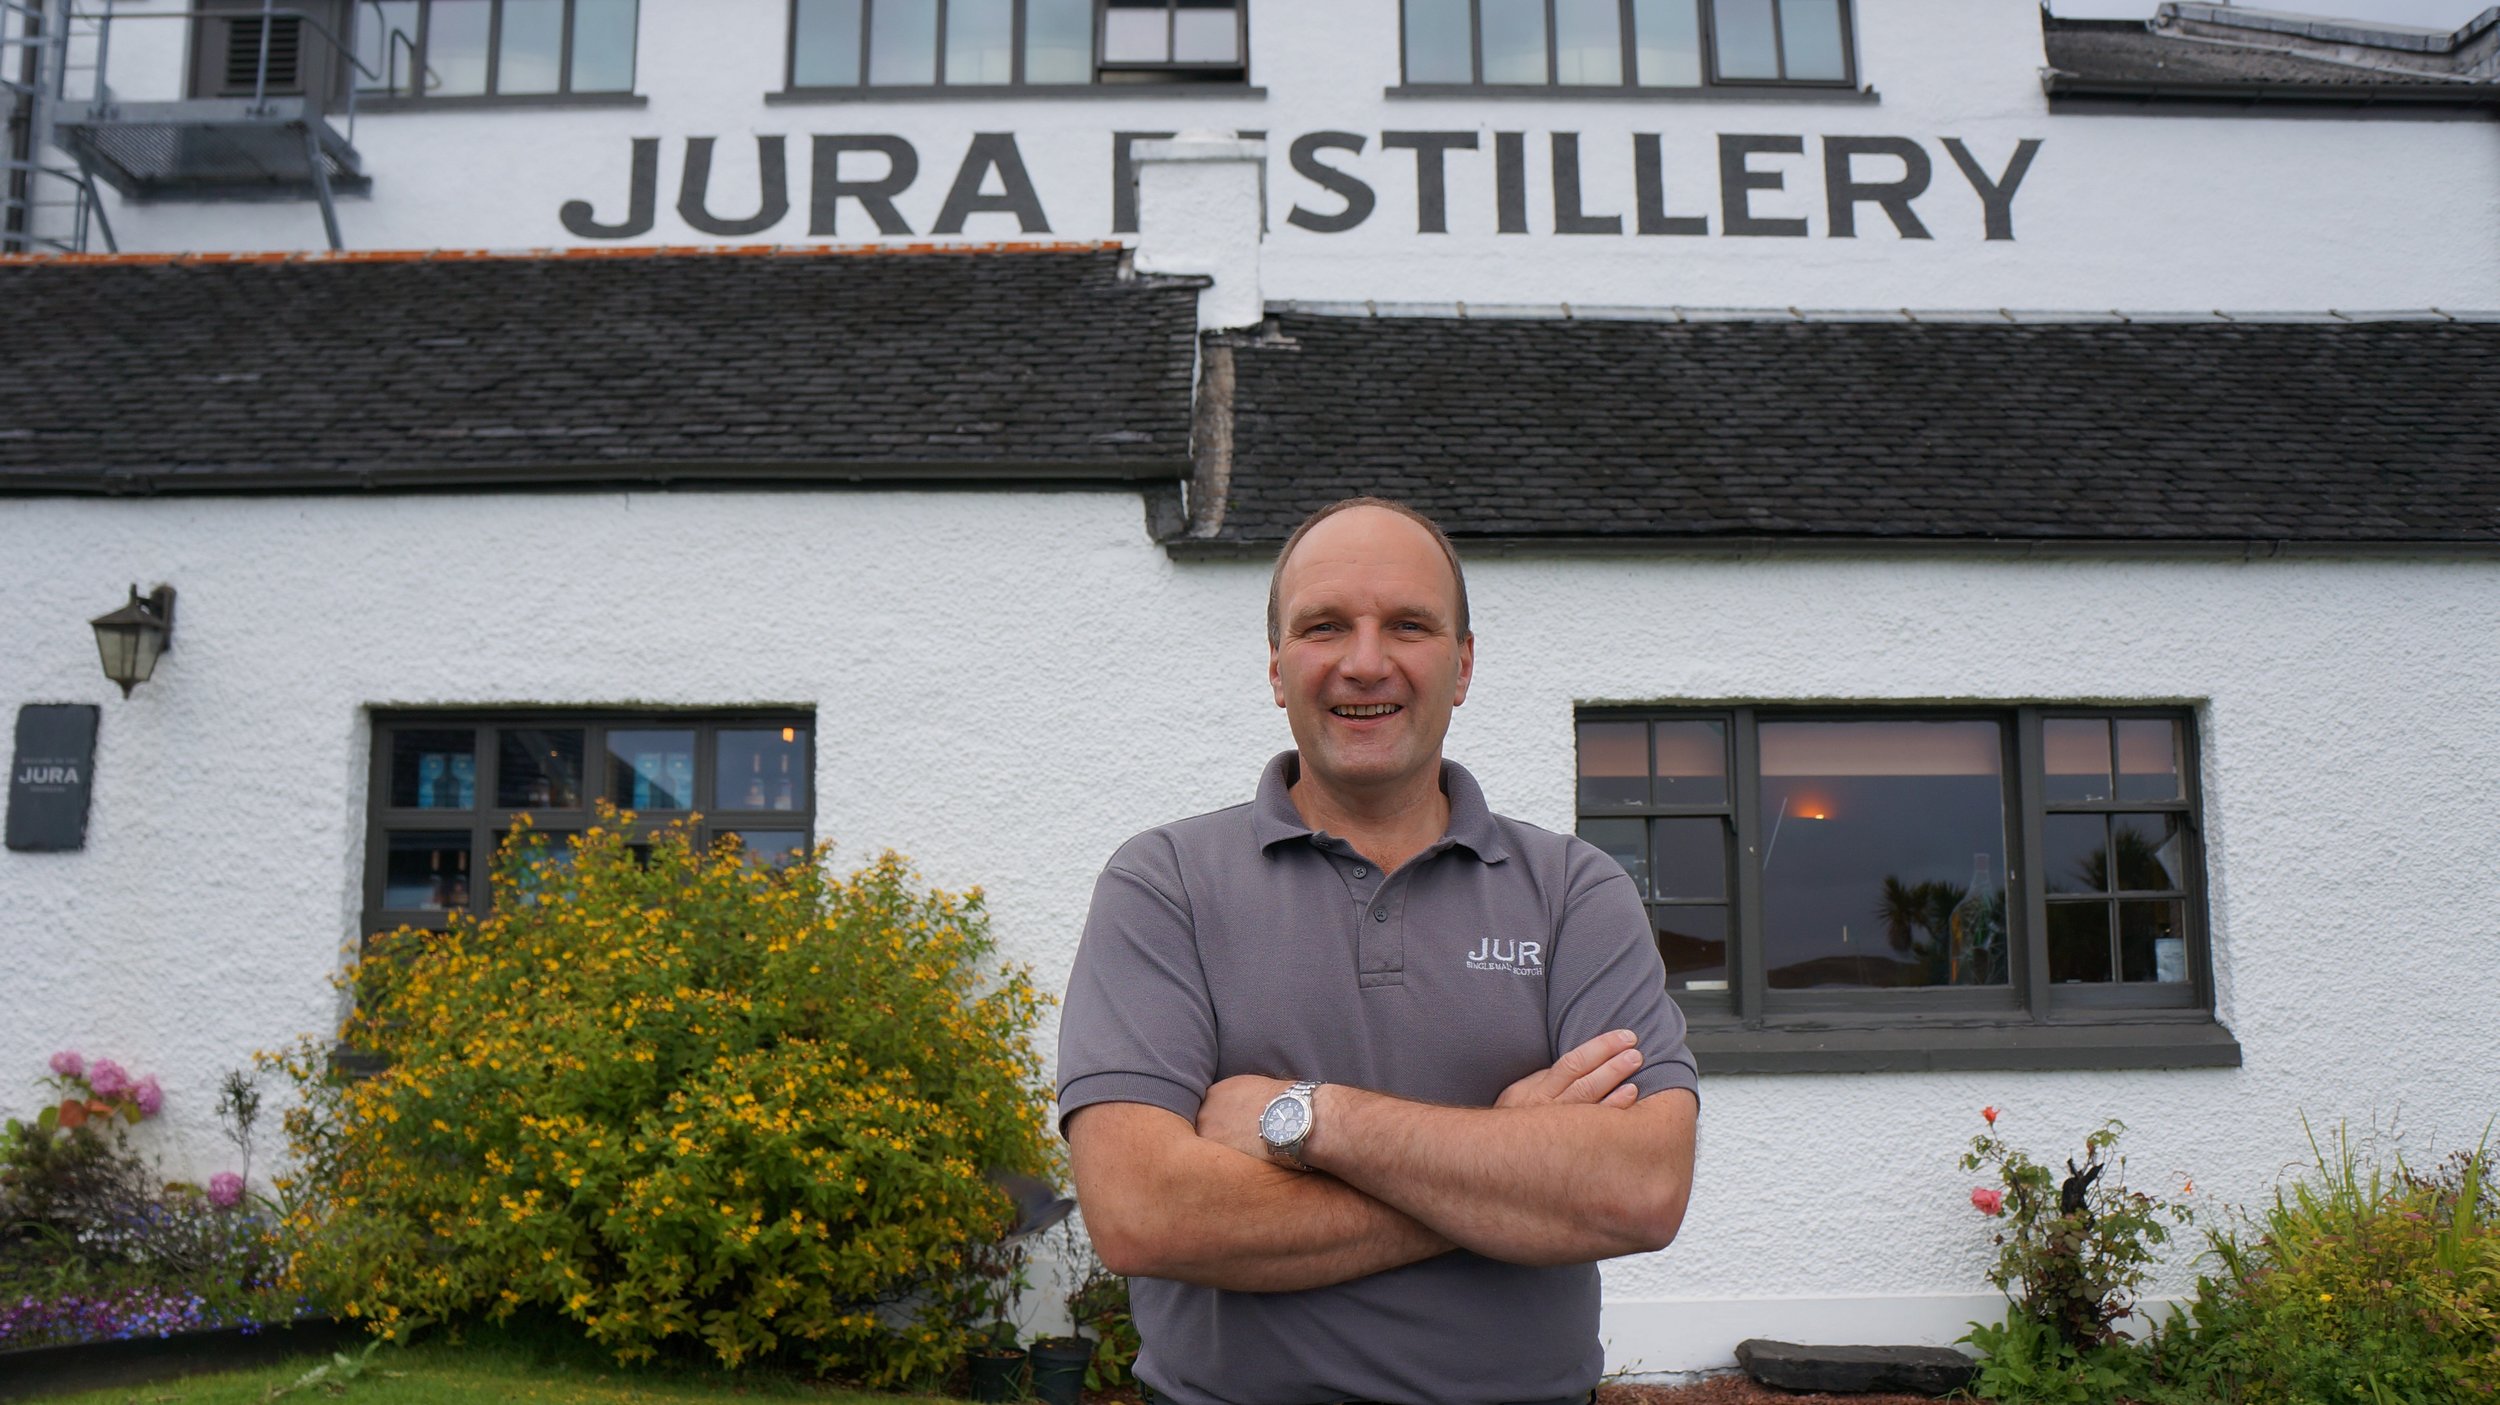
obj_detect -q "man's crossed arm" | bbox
[1065,1030,1698,1292]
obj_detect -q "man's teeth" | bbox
[1334,703,1401,717]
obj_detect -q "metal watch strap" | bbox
[1265,1078,1322,1171]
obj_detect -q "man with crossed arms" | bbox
[1058,498,1700,1405]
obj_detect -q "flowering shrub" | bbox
[281,815,1055,1388]
[1959,1108,2189,1404]
[2149,1126,2499,1405]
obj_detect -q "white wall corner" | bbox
[1131,132,1266,332]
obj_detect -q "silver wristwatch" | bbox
[1258,1079,1322,1170]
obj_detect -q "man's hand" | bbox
[1195,1029,1650,1162]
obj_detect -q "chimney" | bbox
[1131,132,1266,331]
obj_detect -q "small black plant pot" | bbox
[1027,1334,1094,1405]
[966,1346,1028,1402]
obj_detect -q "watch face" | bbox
[1260,1097,1310,1145]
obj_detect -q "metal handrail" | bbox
[67,2,398,145]
[1,156,113,252]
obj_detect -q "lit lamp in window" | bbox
[89,584,175,698]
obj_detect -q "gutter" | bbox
[2042,71,2500,110]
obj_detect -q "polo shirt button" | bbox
[1372,908,1387,922]
[1352,866,1368,878]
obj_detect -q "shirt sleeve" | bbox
[1545,839,1700,1106]
[1055,830,1221,1137]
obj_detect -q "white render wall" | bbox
[55,0,2500,311]
[3,489,2495,1369]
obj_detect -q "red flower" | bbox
[1971,1187,2006,1216]
[1981,1105,1999,1126]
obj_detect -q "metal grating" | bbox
[53,99,365,198]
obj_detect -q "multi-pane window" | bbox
[1402,0,1853,88]
[364,712,814,942]
[787,0,1246,89]
[1576,706,2207,1027]
[355,0,639,98]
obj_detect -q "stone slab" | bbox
[1734,1338,1978,1396]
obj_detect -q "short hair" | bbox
[1266,496,1471,648]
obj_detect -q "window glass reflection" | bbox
[427,0,492,93]
[1653,719,1727,806]
[2111,812,2184,891]
[356,0,422,93]
[1104,0,1168,62]
[1024,0,1093,79]
[2115,717,2183,802]
[496,0,565,93]
[722,829,810,870]
[868,0,938,83]
[946,0,1014,82]
[2120,900,2188,983]
[497,728,584,810]
[1576,720,1647,810]
[1631,0,1701,85]
[1758,720,2007,989]
[384,831,473,911]
[1553,0,1622,83]
[1172,0,1237,62]
[2043,717,2112,803]
[2043,813,2107,895]
[1578,818,1648,895]
[1778,0,1848,79]
[1479,0,1547,82]
[1712,0,1778,78]
[569,0,639,91]
[1657,905,1727,990]
[391,729,475,810]
[792,0,863,84]
[1403,0,1471,80]
[607,729,696,811]
[1651,817,1726,901]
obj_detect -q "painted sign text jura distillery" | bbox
[560,131,2044,242]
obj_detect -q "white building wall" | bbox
[3,489,2494,1367]
[58,0,2500,310]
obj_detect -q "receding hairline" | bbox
[1266,497,1471,648]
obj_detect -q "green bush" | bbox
[2150,1124,2500,1405]
[281,815,1056,1388]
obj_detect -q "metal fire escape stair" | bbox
[2,0,112,252]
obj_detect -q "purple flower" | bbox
[208,1172,246,1209]
[48,1050,84,1078]
[87,1059,129,1097]
[131,1076,164,1117]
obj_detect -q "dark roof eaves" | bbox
[2042,71,2500,108]
[0,458,1193,497]
[1163,534,2500,562]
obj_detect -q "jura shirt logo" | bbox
[1465,937,1543,976]
[15,763,79,787]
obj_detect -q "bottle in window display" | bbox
[746,753,768,808]
[427,849,447,909]
[773,752,794,810]
[418,753,444,808]
[1947,853,2006,985]
[632,751,657,810]
[449,752,475,808]
[665,753,694,810]
[447,848,469,909]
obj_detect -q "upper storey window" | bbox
[788,0,1247,90]
[1401,0,1853,89]
[355,0,640,98]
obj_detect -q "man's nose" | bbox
[1338,620,1390,679]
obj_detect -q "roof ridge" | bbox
[0,240,1125,269]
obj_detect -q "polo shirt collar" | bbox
[1251,750,1512,864]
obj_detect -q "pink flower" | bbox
[1981,1105,1999,1126]
[48,1050,85,1078]
[86,1059,129,1098]
[131,1076,164,1117]
[1971,1187,2006,1216]
[208,1173,246,1209]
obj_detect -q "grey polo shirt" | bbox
[1058,752,1697,1405]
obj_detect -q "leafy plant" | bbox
[278,813,1056,1389]
[1046,1214,1138,1392]
[1963,1106,2188,1350]
[1964,1311,2148,1405]
[2148,1121,2499,1405]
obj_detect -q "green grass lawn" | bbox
[37,1328,964,1405]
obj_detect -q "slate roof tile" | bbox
[1209,313,2500,547]
[0,248,1199,490]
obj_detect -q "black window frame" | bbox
[361,709,817,949]
[1395,0,1859,94]
[781,0,1250,94]
[1576,703,2239,1073]
[354,0,643,103]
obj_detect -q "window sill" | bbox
[358,91,648,113]
[766,82,1264,104]
[1686,1014,2241,1074]
[1385,82,1878,104]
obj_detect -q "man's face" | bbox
[1268,507,1474,800]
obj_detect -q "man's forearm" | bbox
[1069,1104,1451,1292]
[1302,1086,1697,1267]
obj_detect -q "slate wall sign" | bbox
[7,704,101,852]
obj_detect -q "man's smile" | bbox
[1331,703,1404,719]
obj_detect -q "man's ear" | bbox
[1453,633,1475,707]
[1269,647,1286,708]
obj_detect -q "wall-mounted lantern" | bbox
[89,584,176,699]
